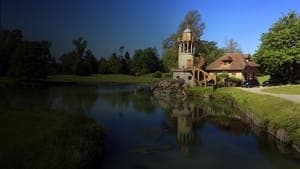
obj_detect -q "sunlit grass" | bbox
[262,85,300,95]
[48,73,172,84]
[213,87,300,145]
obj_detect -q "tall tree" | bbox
[59,51,80,74]
[162,10,206,71]
[121,51,131,74]
[84,49,98,74]
[253,11,300,81]
[9,41,52,80]
[0,29,23,75]
[222,38,242,53]
[131,48,161,75]
[59,37,97,76]
[98,57,111,74]
[72,37,87,60]
[198,40,224,65]
[109,53,122,74]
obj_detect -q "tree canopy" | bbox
[222,38,242,53]
[161,10,224,71]
[59,37,98,76]
[253,11,300,81]
[198,40,224,65]
[0,29,23,75]
[162,10,206,71]
[10,41,52,80]
[131,48,162,75]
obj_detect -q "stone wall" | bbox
[150,79,188,97]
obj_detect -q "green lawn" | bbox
[189,86,300,146]
[1,73,172,86]
[262,85,300,95]
[47,73,172,85]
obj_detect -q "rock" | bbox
[150,79,187,97]
[276,129,290,143]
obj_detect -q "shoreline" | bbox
[188,87,300,153]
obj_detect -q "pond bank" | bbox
[0,108,104,169]
[188,87,300,153]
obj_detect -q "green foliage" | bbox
[217,72,229,81]
[0,29,22,76]
[162,10,205,50]
[76,61,92,76]
[9,41,52,80]
[98,58,111,74]
[162,46,178,71]
[59,37,97,76]
[59,51,80,74]
[225,77,242,87]
[257,75,270,84]
[152,71,162,78]
[84,49,98,74]
[131,48,162,75]
[72,37,87,60]
[162,10,205,70]
[97,50,131,75]
[109,53,123,74]
[254,11,300,82]
[198,40,224,65]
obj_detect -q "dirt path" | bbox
[239,86,300,104]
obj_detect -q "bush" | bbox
[152,71,162,78]
[217,73,229,81]
[164,73,172,78]
[225,77,242,87]
[76,61,92,76]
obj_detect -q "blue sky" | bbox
[2,0,300,58]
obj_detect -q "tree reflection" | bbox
[51,86,98,114]
[153,97,251,155]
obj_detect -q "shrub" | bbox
[225,77,242,87]
[164,73,172,78]
[152,71,162,78]
[217,73,229,81]
[76,61,92,76]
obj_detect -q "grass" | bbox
[262,85,300,95]
[212,87,300,146]
[47,73,172,85]
[257,75,270,83]
[188,86,214,96]
[0,76,17,86]
[0,108,104,169]
[1,73,172,86]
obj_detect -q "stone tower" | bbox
[172,27,216,86]
[178,27,197,69]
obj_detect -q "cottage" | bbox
[206,53,260,81]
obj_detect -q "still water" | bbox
[1,84,300,169]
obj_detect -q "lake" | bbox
[0,84,299,169]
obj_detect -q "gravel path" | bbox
[239,86,300,104]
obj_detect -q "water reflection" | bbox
[1,84,299,169]
[152,97,251,155]
[52,85,99,114]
